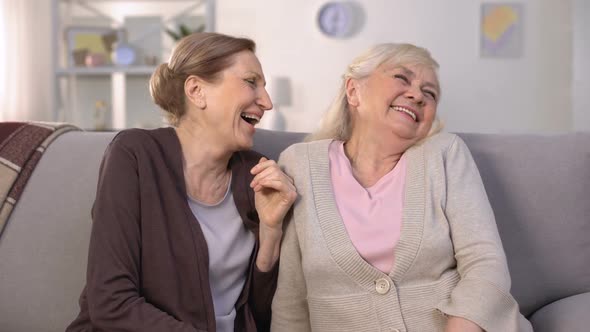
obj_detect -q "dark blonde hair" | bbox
[307,43,443,142]
[149,33,256,126]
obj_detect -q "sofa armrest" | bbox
[529,292,590,332]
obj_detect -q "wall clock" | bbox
[317,2,357,38]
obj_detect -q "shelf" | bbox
[56,66,157,76]
[52,0,215,130]
[74,0,199,2]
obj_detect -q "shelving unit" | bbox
[52,0,215,130]
[56,66,156,76]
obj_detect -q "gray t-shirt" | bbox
[188,177,255,332]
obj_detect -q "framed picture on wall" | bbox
[480,3,524,58]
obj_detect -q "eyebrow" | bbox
[397,66,440,93]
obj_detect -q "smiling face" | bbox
[196,50,273,151]
[348,61,440,147]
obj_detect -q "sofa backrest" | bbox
[253,128,307,160]
[0,129,588,332]
[0,131,117,332]
[458,133,590,316]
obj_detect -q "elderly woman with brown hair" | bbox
[271,43,532,332]
[66,33,297,332]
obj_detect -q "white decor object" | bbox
[261,76,292,131]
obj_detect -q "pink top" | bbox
[328,140,406,274]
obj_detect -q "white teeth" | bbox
[391,106,417,122]
[241,113,260,125]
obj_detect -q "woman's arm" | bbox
[84,139,198,332]
[436,135,530,332]
[245,156,297,331]
[249,157,297,271]
[270,212,312,332]
[270,146,312,331]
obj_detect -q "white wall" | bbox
[573,0,590,131]
[217,0,574,133]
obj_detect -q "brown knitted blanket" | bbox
[0,122,80,236]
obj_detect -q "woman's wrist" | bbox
[256,222,283,272]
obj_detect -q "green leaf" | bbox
[179,24,192,37]
[165,28,181,41]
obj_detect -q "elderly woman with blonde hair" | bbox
[271,43,532,332]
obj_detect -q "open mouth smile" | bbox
[240,112,261,125]
[390,105,418,122]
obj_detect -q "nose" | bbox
[257,87,273,111]
[405,84,424,106]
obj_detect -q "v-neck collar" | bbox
[331,140,406,199]
[309,139,425,286]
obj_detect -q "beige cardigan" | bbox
[271,133,532,332]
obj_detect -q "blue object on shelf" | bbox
[112,44,137,66]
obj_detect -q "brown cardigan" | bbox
[67,127,278,332]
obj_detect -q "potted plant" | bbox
[165,23,205,41]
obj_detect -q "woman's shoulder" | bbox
[280,139,332,160]
[110,127,175,151]
[102,127,181,169]
[423,131,457,146]
[421,132,467,154]
[420,132,477,168]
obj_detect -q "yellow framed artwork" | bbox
[480,3,524,58]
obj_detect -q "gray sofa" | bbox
[0,128,588,332]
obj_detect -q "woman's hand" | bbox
[250,157,297,228]
[250,157,297,271]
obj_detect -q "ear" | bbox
[345,77,360,107]
[184,75,206,109]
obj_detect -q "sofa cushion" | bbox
[0,131,116,332]
[529,292,590,332]
[459,133,590,317]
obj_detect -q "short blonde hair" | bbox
[307,43,443,142]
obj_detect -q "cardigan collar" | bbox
[307,139,426,287]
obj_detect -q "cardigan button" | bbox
[375,277,391,294]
